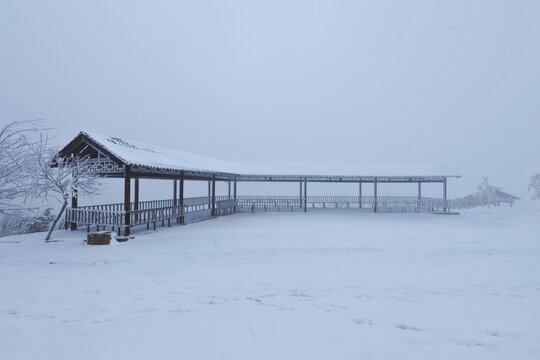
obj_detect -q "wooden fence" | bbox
[66,195,472,235]
[77,196,230,212]
[236,196,471,212]
[66,197,236,234]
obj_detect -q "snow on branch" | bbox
[22,133,103,241]
[0,121,103,240]
[26,133,102,203]
[0,120,44,214]
[475,177,499,207]
[529,174,540,200]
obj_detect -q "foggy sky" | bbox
[1,0,539,198]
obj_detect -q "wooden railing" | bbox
[65,207,125,228]
[236,196,365,209]
[66,195,472,235]
[66,196,238,234]
[129,206,183,229]
[77,196,231,212]
[216,199,238,215]
[66,205,185,230]
[235,196,471,212]
[236,196,302,209]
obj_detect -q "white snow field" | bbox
[1,205,540,360]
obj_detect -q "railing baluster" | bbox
[67,195,459,231]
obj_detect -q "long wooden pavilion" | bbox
[59,132,462,235]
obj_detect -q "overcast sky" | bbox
[1,0,539,198]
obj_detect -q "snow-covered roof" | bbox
[84,131,238,175]
[63,131,460,180]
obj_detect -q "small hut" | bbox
[460,183,520,207]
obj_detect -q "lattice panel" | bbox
[84,160,124,174]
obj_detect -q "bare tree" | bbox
[25,134,102,242]
[0,120,43,214]
[529,174,540,200]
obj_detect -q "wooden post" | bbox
[134,177,139,223]
[124,165,131,236]
[374,178,378,212]
[359,181,362,208]
[304,178,307,212]
[180,171,184,224]
[211,174,216,216]
[228,181,231,200]
[299,181,303,209]
[443,178,447,212]
[208,181,211,208]
[233,179,237,212]
[417,181,421,210]
[70,189,78,230]
[173,179,177,206]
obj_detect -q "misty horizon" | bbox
[1,0,539,198]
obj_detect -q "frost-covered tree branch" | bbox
[529,174,540,200]
[24,134,102,241]
[475,177,498,208]
[0,120,44,214]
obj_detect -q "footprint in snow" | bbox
[486,330,510,338]
[395,324,420,331]
[169,308,194,314]
[62,319,83,324]
[456,340,497,350]
[289,292,309,298]
[130,308,158,314]
[353,318,373,326]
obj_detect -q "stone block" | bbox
[87,232,112,245]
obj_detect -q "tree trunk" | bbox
[46,201,68,242]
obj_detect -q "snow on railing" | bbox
[235,196,472,212]
[77,196,231,212]
[66,196,474,234]
[65,196,237,233]
[65,207,125,228]
[215,199,238,215]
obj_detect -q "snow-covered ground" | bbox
[1,204,540,359]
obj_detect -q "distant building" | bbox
[460,185,520,207]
